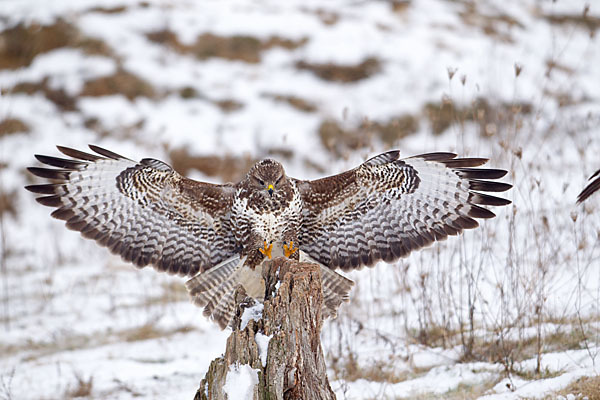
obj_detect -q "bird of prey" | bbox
[577,169,600,204]
[26,146,511,329]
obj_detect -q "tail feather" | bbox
[186,252,354,329]
[301,251,354,318]
[185,255,243,301]
[320,263,355,319]
[212,287,243,330]
[185,255,246,329]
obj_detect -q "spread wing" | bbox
[295,150,512,271]
[26,145,237,276]
[577,169,600,204]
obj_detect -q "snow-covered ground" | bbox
[1,0,599,398]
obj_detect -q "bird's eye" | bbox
[275,176,282,185]
[258,179,264,186]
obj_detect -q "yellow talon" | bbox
[259,241,273,259]
[284,241,298,258]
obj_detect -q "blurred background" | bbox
[1,0,600,398]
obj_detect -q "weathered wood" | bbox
[194,258,336,400]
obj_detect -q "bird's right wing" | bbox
[26,145,238,276]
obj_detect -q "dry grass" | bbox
[179,86,201,99]
[332,353,410,384]
[308,8,340,26]
[81,69,157,100]
[424,97,532,136]
[0,118,29,137]
[295,57,381,83]
[458,2,524,43]
[118,323,195,343]
[390,1,412,14]
[543,14,600,34]
[549,375,600,400]
[84,117,146,142]
[317,95,533,159]
[87,5,128,14]
[169,148,257,183]
[4,323,196,362]
[66,373,93,398]
[401,380,498,400]
[0,19,111,70]
[147,29,307,63]
[0,191,17,218]
[318,114,418,158]
[262,93,317,113]
[213,98,244,113]
[8,78,77,111]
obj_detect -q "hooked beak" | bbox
[267,184,274,197]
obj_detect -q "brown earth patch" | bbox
[213,98,244,113]
[0,19,112,70]
[262,93,317,113]
[363,115,419,146]
[544,13,600,34]
[318,114,418,158]
[169,148,257,183]
[7,78,77,111]
[296,57,381,83]
[179,86,201,99]
[87,5,128,14]
[390,0,411,13]
[0,118,30,136]
[424,97,533,136]
[83,117,146,141]
[147,29,308,63]
[81,69,156,100]
[0,190,17,218]
[303,8,340,26]
[458,3,524,43]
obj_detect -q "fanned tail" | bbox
[301,251,355,318]
[185,255,246,329]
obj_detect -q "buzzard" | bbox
[27,146,511,329]
[577,169,600,204]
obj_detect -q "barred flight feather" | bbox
[28,146,511,329]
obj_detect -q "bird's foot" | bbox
[259,241,273,259]
[283,241,298,258]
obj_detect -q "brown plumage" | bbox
[27,146,511,329]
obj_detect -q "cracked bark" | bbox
[194,257,336,400]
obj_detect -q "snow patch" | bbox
[255,332,272,367]
[223,363,260,400]
[241,303,264,330]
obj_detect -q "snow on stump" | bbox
[194,257,336,400]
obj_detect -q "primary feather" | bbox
[27,146,511,329]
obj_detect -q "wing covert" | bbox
[26,145,237,276]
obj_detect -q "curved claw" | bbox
[283,241,298,258]
[259,241,273,259]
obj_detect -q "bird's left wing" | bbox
[295,150,512,271]
[26,145,238,276]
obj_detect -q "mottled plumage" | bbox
[27,146,511,329]
[577,169,600,204]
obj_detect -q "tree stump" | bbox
[194,258,336,400]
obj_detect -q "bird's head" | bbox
[247,159,287,198]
